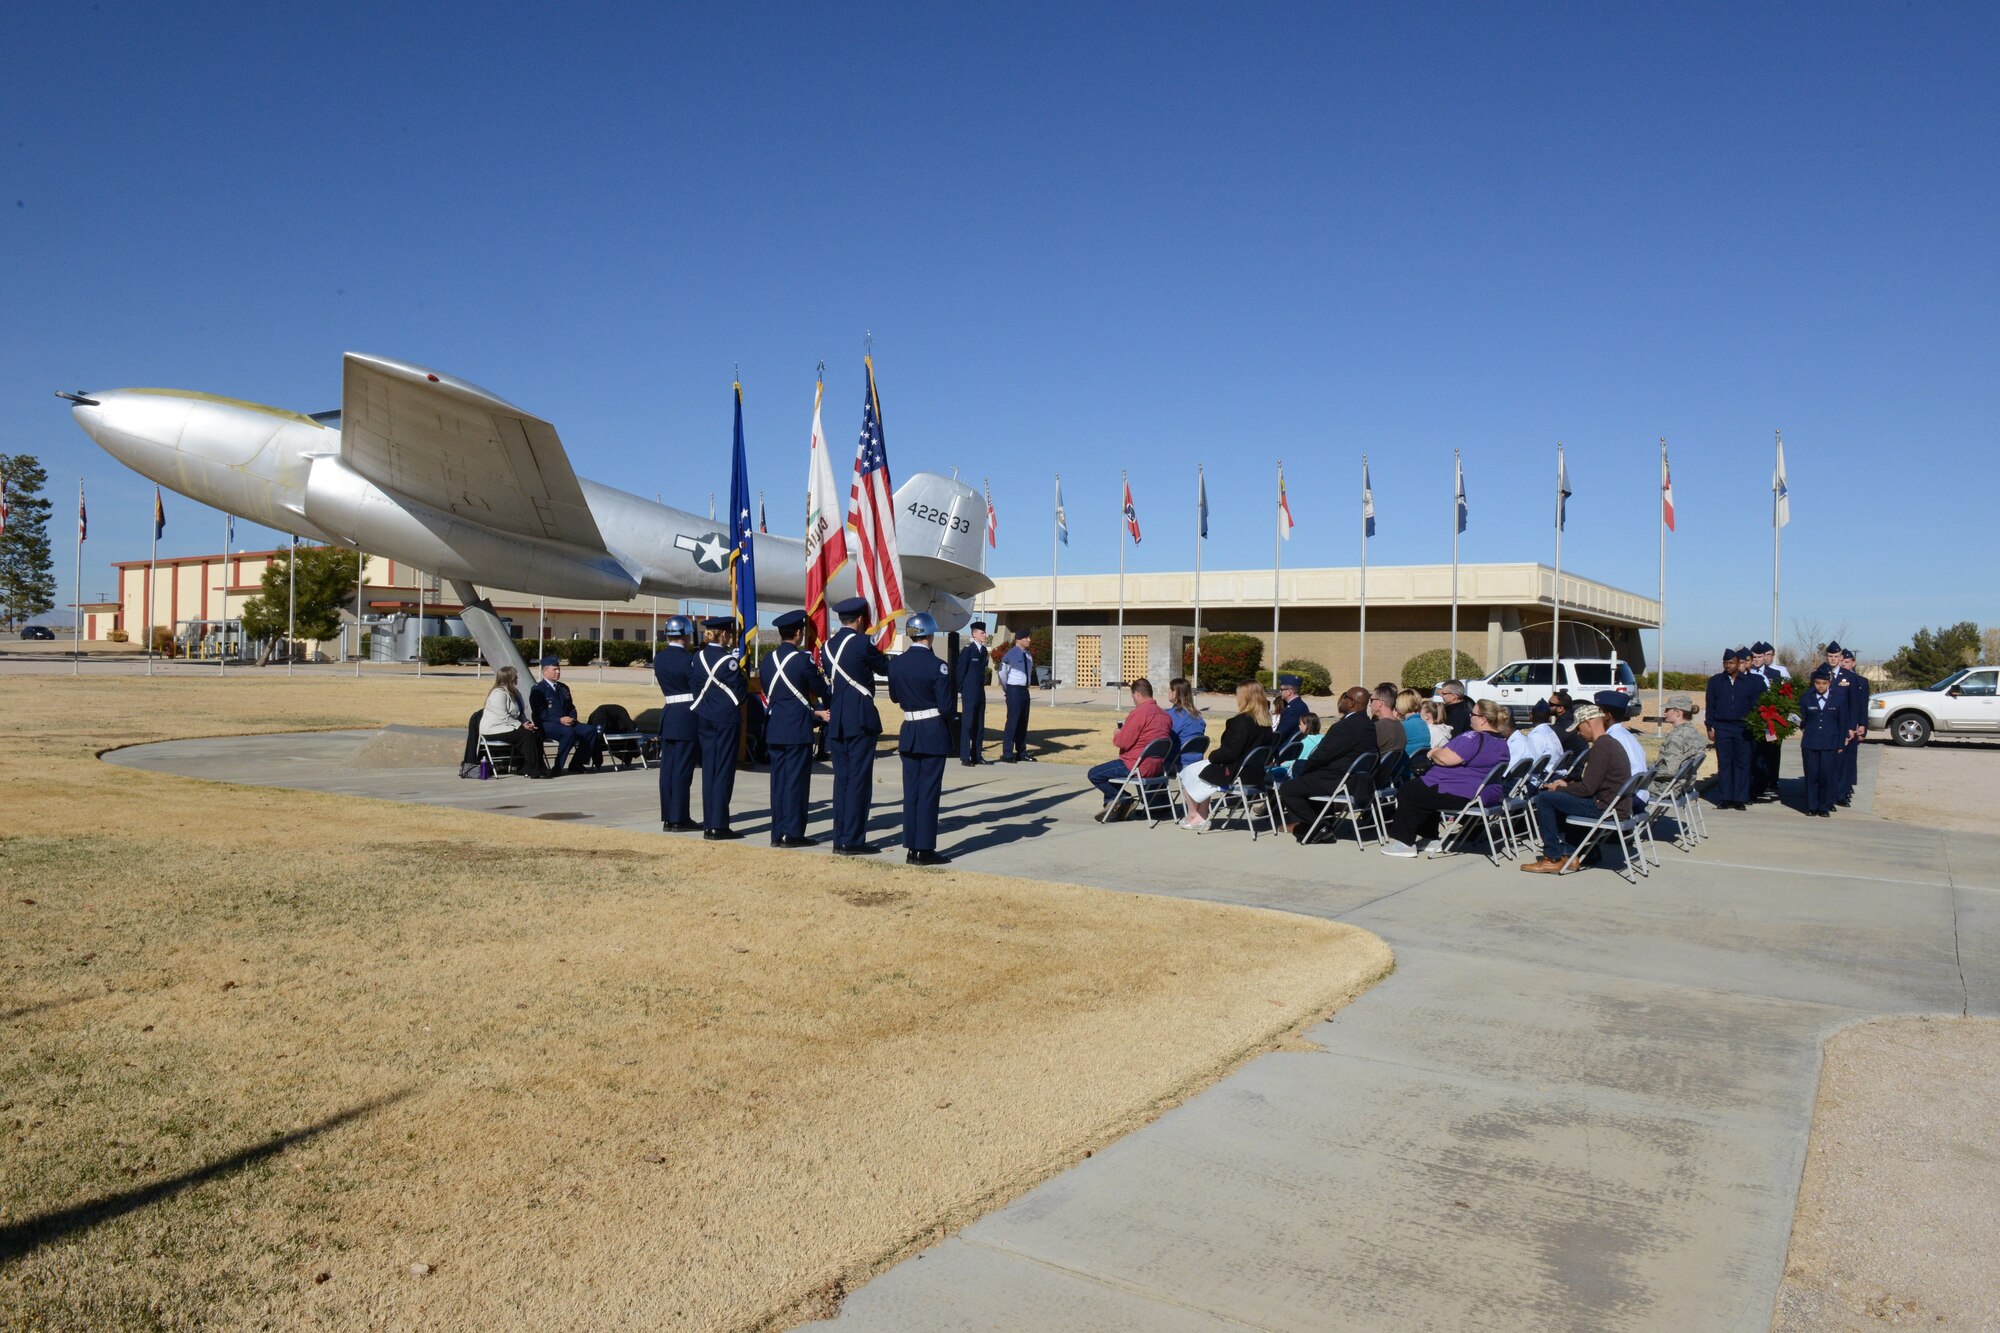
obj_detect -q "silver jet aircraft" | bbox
[64,352,993,672]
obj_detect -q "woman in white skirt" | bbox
[1179,680,1273,831]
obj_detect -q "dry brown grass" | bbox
[0,674,1387,1330]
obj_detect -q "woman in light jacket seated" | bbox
[1380,699,1511,856]
[1177,681,1272,832]
[479,666,550,778]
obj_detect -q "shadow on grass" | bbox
[0,1087,414,1266]
[0,992,99,1024]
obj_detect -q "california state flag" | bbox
[805,378,848,647]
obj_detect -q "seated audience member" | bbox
[479,666,549,778]
[1520,700,1566,774]
[1654,692,1707,779]
[1268,711,1323,780]
[1438,679,1473,735]
[1594,691,1648,805]
[1421,699,1452,748]
[1548,690,1585,753]
[1396,689,1430,758]
[529,657,605,775]
[1520,703,1634,873]
[1380,700,1511,856]
[1177,682,1272,832]
[1276,687,1377,840]
[1369,687,1405,761]
[1089,678,1174,821]
[1498,708,1532,764]
[1271,675,1312,749]
[1165,677,1207,769]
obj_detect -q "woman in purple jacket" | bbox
[1380,699,1512,857]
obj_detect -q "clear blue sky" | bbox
[6,3,1995,668]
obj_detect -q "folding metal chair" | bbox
[1493,758,1548,858]
[1208,744,1280,839]
[1557,768,1658,881]
[1647,753,1707,851]
[1297,751,1380,846]
[1106,737,1181,827]
[1427,759,1518,864]
[477,734,519,775]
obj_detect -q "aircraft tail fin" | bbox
[892,472,993,632]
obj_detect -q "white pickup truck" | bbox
[1868,665,1999,746]
[1462,658,1639,721]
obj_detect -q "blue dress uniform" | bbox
[1746,644,1779,800]
[955,626,990,766]
[692,620,746,838]
[1820,644,1857,803]
[652,621,701,830]
[1841,653,1868,805]
[529,664,604,774]
[999,640,1034,761]
[889,616,954,863]
[825,598,891,853]
[760,612,827,847]
[1273,680,1311,750]
[1798,673,1845,815]
[1705,649,1764,808]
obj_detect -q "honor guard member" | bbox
[955,621,991,766]
[1840,649,1868,805]
[652,616,702,831]
[1745,642,1780,801]
[761,610,829,848]
[1820,642,1855,804]
[693,616,746,840]
[1705,646,1763,809]
[889,613,955,865]
[1798,667,1845,816]
[1272,675,1312,750]
[998,635,1035,761]
[825,596,891,854]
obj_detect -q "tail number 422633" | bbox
[907,501,973,534]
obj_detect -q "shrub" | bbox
[1648,670,1710,692]
[420,635,479,666]
[149,626,176,657]
[1270,658,1332,695]
[605,640,652,667]
[559,637,597,667]
[105,628,129,643]
[1183,633,1264,693]
[1401,649,1483,692]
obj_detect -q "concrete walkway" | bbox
[104,735,2000,1330]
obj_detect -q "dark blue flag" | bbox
[729,382,757,653]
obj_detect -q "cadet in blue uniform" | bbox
[1798,667,1845,816]
[955,621,991,766]
[998,636,1035,761]
[760,610,829,848]
[1819,642,1856,805]
[652,616,702,832]
[824,596,891,855]
[1272,675,1312,751]
[1840,649,1867,806]
[692,616,746,840]
[889,613,955,865]
[529,656,605,775]
[1745,642,1780,802]
[1705,646,1763,809]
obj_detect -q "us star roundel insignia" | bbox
[673,531,731,573]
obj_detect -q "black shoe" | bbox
[961,759,978,767]
[906,849,953,866]
[832,843,880,856]
[999,756,1019,764]
[663,819,701,832]
[703,828,743,841]
[1023,755,1038,762]
[773,835,819,849]
[1837,799,1852,808]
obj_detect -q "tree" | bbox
[0,454,56,630]
[1781,618,1850,677]
[1984,627,2000,665]
[1885,621,1981,686]
[239,544,358,644]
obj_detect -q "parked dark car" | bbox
[20,625,56,641]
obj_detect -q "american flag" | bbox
[846,356,905,647]
[984,478,998,549]
[1122,474,1141,544]
[1661,440,1675,532]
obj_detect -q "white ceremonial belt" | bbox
[903,708,941,721]
[663,693,694,704]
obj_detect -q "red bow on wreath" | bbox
[1757,704,1783,740]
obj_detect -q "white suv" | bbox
[1463,658,1639,720]
[1868,666,1999,746]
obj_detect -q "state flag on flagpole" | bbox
[758,491,767,534]
[1055,476,1068,546]
[226,513,235,549]
[1556,446,1571,531]
[1197,466,1209,540]
[154,486,166,539]
[804,375,849,647]
[1122,476,1142,544]
[984,478,998,549]
[0,473,8,539]
[1278,465,1296,540]
[1455,454,1468,535]
[1661,446,1676,532]
[846,355,905,647]
[78,482,87,542]
[1773,435,1790,528]
[1362,460,1376,539]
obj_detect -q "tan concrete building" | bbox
[91,548,701,656]
[981,561,1658,689]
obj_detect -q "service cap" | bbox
[1592,690,1629,717]
[772,609,808,632]
[968,620,987,632]
[1277,674,1302,689]
[702,615,735,631]
[833,596,870,619]
[538,655,561,667]
[1824,640,1843,654]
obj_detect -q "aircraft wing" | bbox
[339,352,606,551]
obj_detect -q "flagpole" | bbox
[1272,460,1283,682]
[598,602,606,683]
[1050,472,1060,698]
[1771,430,1783,650]
[1551,443,1564,668]
[1658,438,1668,725]
[1193,463,1203,695]
[354,548,364,677]
[1117,470,1127,695]
[147,501,157,677]
[72,480,83,678]
[1450,449,1460,674]
[1357,456,1367,687]
[416,567,425,678]
[218,510,227,677]
[286,534,295,676]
